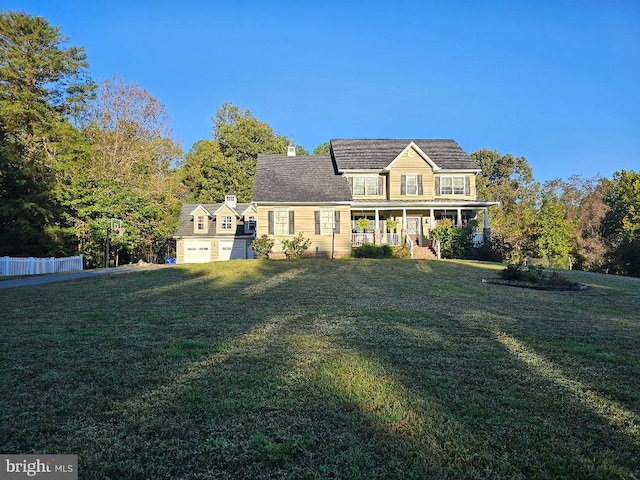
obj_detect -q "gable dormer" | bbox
[189,205,213,234]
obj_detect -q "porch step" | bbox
[412,245,438,260]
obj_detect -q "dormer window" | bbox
[196,215,206,231]
[221,216,232,230]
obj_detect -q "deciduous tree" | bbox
[472,148,539,263]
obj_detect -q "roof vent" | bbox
[287,144,296,157]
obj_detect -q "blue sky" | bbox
[5,0,639,182]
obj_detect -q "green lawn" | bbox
[1,259,639,479]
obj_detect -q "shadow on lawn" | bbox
[1,260,638,478]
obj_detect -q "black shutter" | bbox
[435,177,441,196]
[378,176,384,196]
[288,211,295,235]
[418,175,423,195]
[314,211,320,235]
[465,177,471,195]
[401,175,406,195]
[334,210,340,234]
[268,211,274,235]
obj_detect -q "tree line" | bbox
[1,11,638,275]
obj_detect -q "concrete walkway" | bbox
[0,265,172,290]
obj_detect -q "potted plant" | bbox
[386,218,397,233]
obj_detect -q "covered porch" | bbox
[349,202,493,248]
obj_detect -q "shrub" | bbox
[353,243,394,258]
[281,232,312,259]
[431,221,473,259]
[250,235,274,259]
[499,264,574,286]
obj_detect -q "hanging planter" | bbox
[356,217,370,232]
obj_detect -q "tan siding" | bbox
[256,205,352,256]
[176,239,184,264]
[211,239,219,261]
[388,148,435,200]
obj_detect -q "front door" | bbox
[406,217,421,246]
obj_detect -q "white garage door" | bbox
[219,240,246,261]
[184,240,211,263]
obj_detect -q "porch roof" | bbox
[350,199,499,209]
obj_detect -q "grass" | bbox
[1,259,639,479]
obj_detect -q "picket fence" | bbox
[1,255,83,277]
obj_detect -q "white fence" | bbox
[1,255,83,277]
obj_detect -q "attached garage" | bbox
[219,240,247,260]
[183,240,212,263]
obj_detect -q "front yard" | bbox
[1,259,638,478]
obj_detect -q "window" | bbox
[274,210,288,235]
[406,174,418,195]
[320,209,334,235]
[196,215,206,231]
[221,215,232,230]
[247,216,256,230]
[438,176,467,195]
[352,176,380,196]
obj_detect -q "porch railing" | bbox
[405,236,414,258]
[351,233,400,247]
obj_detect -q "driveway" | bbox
[0,265,173,290]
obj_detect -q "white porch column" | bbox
[375,209,380,230]
[457,208,462,228]
[402,208,407,230]
[483,208,491,241]
[429,208,435,229]
[374,209,380,245]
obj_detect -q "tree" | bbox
[313,142,331,155]
[65,76,183,266]
[0,11,95,255]
[536,188,574,268]
[573,179,609,271]
[181,103,298,202]
[181,139,246,203]
[472,148,539,263]
[602,170,640,276]
[543,176,609,272]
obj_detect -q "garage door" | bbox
[184,240,211,263]
[219,240,246,261]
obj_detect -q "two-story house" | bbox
[253,139,498,259]
[173,192,257,263]
[174,138,497,262]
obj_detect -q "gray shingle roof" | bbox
[253,154,352,203]
[174,202,254,237]
[330,139,480,171]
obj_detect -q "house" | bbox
[174,138,497,262]
[173,192,256,263]
[253,139,498,259]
